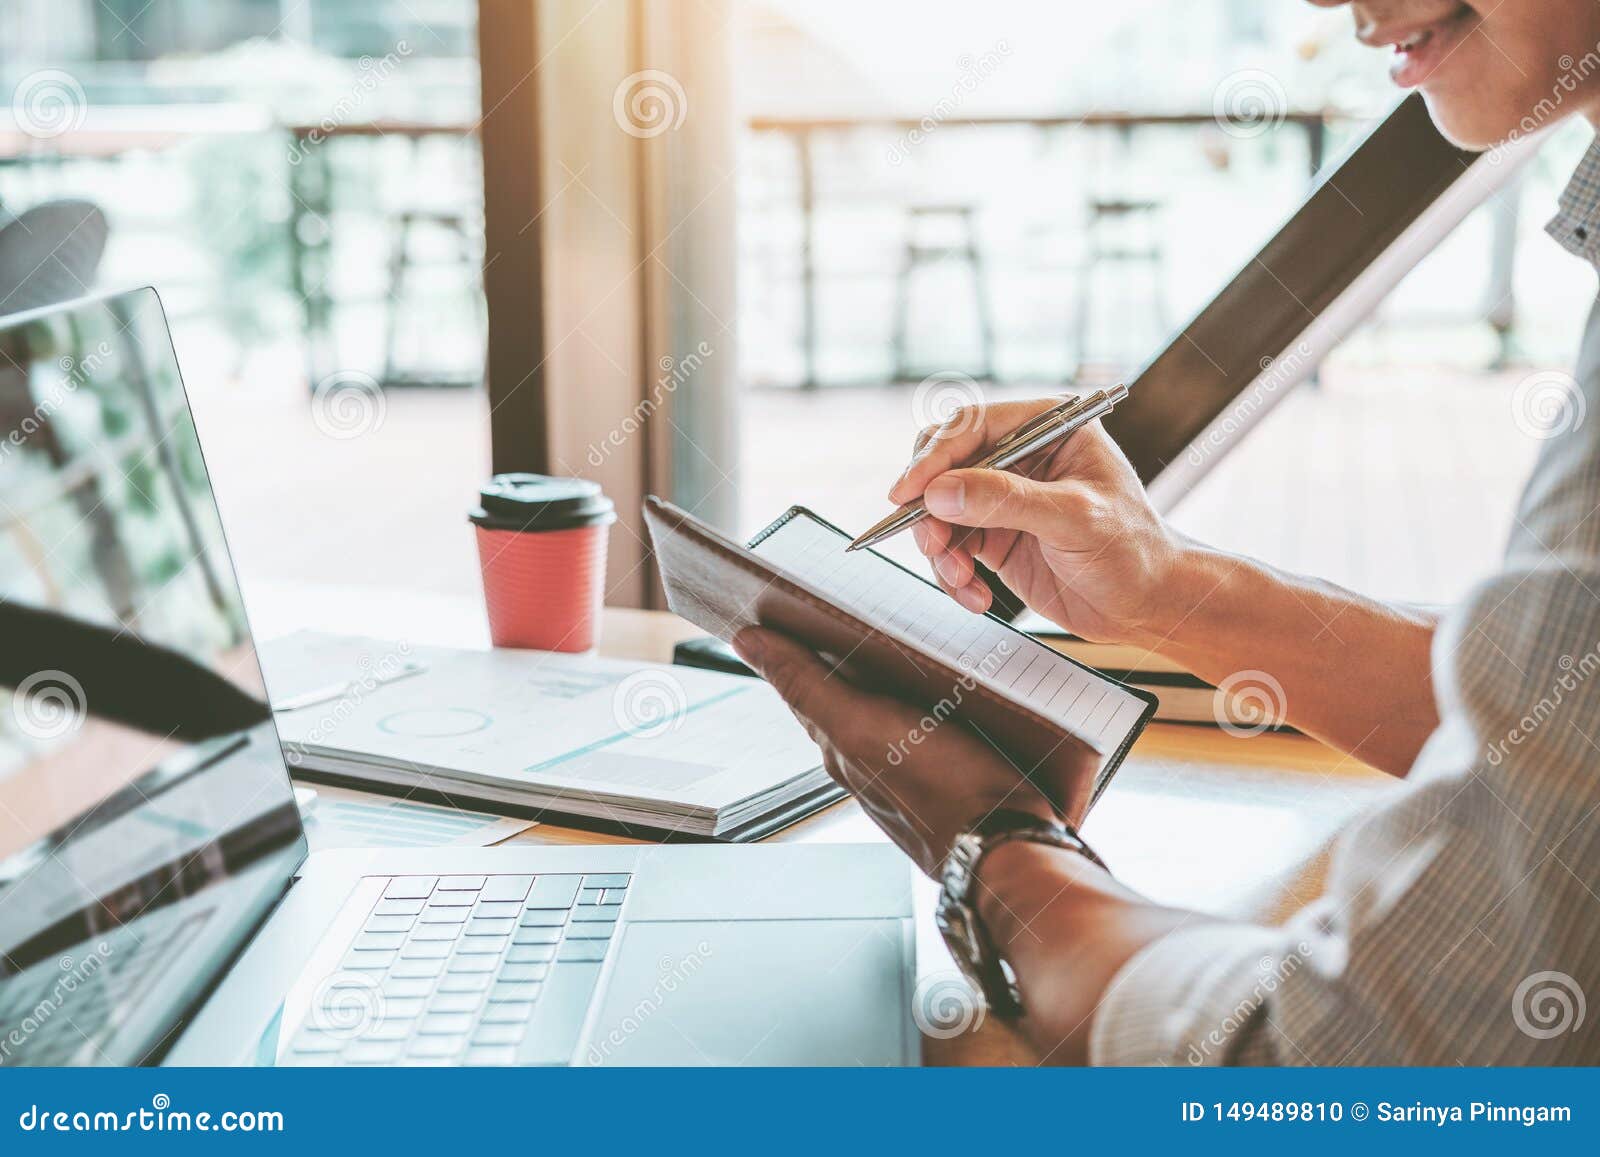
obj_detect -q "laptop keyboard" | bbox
[285,872,630,1066]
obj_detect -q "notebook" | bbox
[643,499,1157,818]
[264,633,841,842]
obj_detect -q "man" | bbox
[732,0,1600,1065]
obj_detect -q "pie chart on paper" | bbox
[377,708,494,738]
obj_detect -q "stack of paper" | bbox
[261,633,840,842]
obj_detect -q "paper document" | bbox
[298,783,534,851]
[259,632,835,841]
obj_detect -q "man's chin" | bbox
[1418,90,1519,153]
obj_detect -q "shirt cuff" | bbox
[1089,922,1291,1066]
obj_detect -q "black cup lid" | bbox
[469,473,617,532]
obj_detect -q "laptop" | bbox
[0,288,917,1067]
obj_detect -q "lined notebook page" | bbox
[750,512,1149,759]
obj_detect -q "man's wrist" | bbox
[971,836,1107,949]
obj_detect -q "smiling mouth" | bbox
[1379,4,1479,89]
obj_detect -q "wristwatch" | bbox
[935,808,1108,1019]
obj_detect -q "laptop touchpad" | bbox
[582,919,911,1066]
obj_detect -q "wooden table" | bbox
[253,591,1397,1065]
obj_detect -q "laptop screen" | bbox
[0,289,304,1065]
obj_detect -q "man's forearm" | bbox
[1138,543,1439,774]
[974,840,1202,1064]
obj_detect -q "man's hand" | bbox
[731,625,1057,876]
[891,399,1189,646]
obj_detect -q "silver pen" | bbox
[846,384,1128,553]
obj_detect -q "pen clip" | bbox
[995,395,1079,453]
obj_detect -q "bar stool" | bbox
[891,204,996,381]
[1072,196,1167,382]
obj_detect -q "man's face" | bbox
[1309,1,1600,148]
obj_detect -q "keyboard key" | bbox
[506,944,557,964]
[378,997,426,1019]
[419,1013,474,1036]
[497,962,549,983]
[473,1022,526,1046]
[429,992,483,1014]
[384,877,436,900]
[455,936,508,955]
[363,1021,412,1041]
[344,1039,404,1064]
[569,907,618,923]
[419,907,470,924]
[524,875,582,909]
[472,901,522,920]
[581,874,631,890]
[559,940,607,963]
[565,923,614,941]
[466,917,516,937]
[464,1045,518,1065]
[513,926,561,944]
[518,909,567,927]
[488,982,543,1003]
[342,950,396,970]
[391,959,445,979]
[425,891,477,908]
[291,1031,345,1055]
[447,955,499,974]
[412,924,463,942]
[353,932,404,951]
[439,876,487,891]
[374,898,426,916]
[438,973,492,993]
[480,876,534,903]
[399,941,452,960]
[480,1002,536,1023]
[600,889,626,906]
[407,1035,465,1059]
[577,888,604,905]
[365,914,415,934]
[380,980,432,1000]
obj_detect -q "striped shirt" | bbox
[1091,136,1600,1065]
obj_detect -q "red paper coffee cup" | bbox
[470,474,616,652]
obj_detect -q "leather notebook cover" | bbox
[643,497,1156,820]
